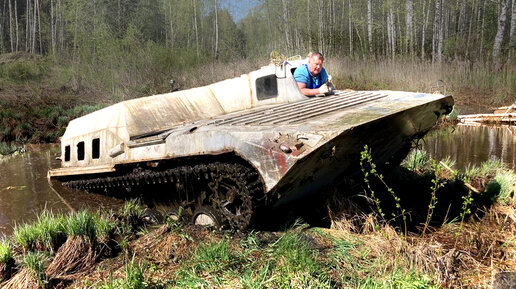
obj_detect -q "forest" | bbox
[0,0,515,64]
[0,0,515,145]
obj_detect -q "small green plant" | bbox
[122,199,145,221]
[21,251,49,288]
[402,148,429,172]
[421,160,445,237]
[360,145,385,219]
[361,145,406,234]
[455,184,474,246]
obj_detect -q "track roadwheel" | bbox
[192,207,223,228]
[166,206,188,224]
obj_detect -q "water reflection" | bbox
[424,124,516,170]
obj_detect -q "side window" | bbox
[64,145,70,162]
[77,141,85,161]
[256,75,278,100]
[92,138,100,159]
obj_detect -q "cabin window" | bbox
[92,138,100,159]
[256,75,278,100]
[77,141,85,161]
[64,145,70,162]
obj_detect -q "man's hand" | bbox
[318,83,330,95]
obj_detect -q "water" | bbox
[424,124,516,170]
[0,144,121,238]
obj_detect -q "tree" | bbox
[492,0,509,63]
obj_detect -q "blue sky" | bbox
[222,0,260,22]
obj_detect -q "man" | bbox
[293,52,331,96]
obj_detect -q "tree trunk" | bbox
[432,0,441,63]
[349,0,353,55]
[438,0,445,63]
[193,0,199,60]
[509,0,516,50]
[492,0,508,61]
[390,7,396,59]
[480,0,486,61]
[281,0,291,54]
[307,0,312,52]
[51,0,55,54]
[405,0,413,57]
[422,0,430,60]
[214,0,219,60]
[8,0,13,52]
[368,0,373,54]
[317,0,323,53]
[14,0,18,51]
[266,0,273,51]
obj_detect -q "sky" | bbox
[222,0,260,22]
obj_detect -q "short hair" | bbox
[309,52,324,61]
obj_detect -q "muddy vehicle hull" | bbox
[48,61,453,230]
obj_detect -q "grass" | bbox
[95,257,152,289]
[326,58,516,107]
[0,239,13,265]
[65,211,100,243]
[12,210,114,252]
[21,251,49,287]
[12,210,66,252]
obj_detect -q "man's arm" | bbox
[297,82,325,96]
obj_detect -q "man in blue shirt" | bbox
[293,52,331,96]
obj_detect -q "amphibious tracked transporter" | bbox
[48,59,453,230]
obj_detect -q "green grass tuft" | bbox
[12,210,66,252]
[21,251,49,287]
[65,211,98,242]
[0,239,13,265]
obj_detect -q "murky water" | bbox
[0,144,122,238]
[424,124,516,170]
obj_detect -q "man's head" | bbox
[307,52,324,76]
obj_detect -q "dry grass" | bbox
[326,58,516,108]
[1,268,41,289]
[328,202,516,288]
[45,236,98,281]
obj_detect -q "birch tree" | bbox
[492,0,508,61]
[405,0,413,56]
[432,0,442,63]
[509,0,516,50]
[349,0,353,55]
[368,0,373,54]
[214,0,219,60]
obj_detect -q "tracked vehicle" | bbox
[48,59,453,230]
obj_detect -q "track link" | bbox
[62,162,265,230]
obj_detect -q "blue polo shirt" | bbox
[293,64,328,89]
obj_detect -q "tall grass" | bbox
[326,58,515,106]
